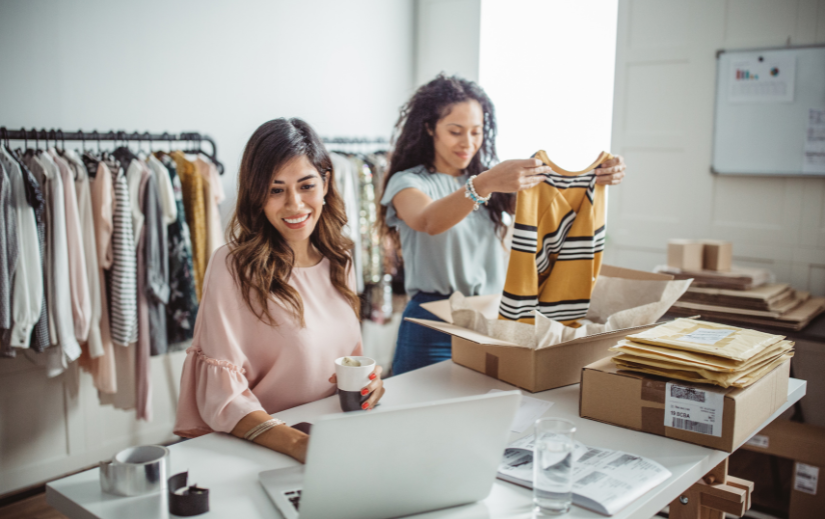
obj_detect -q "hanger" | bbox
[106,130,117,161]
[33,128,41,154]
[143,131,153,155]
[57,129,66,153]
[0,127,9,152]
[162,131,174,154]
[91,130,101,156]
[48,128,59,153]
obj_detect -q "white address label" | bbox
[794,463,819,495]
[664,382,724,437]
[745,434,769,448]
[680,328,735,345]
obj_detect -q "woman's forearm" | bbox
[413,171,499,235]
[231,410,309,463]
[414,186,479,235]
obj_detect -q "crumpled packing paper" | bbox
[448,276,692,350]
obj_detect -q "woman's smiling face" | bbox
[264,154,328,249]
[430,99,484,175]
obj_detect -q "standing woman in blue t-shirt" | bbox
[378,74,626,375]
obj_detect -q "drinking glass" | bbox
[533,418,576,515]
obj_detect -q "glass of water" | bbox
[533,418,576,515]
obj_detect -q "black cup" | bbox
[338,389,369,412]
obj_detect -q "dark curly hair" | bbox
[378,74,513,247]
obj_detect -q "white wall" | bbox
[0,0,415,226]
[606,0,825,297]
[479,0,618,167]
[0,0,415,495]
[415,0,481,86]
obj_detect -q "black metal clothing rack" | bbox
[0,127,224,175]
[321,136,389,149]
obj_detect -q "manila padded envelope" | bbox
[625,318,785,361]
[612,346,792,385]
[612,353,793,388]
[609,339,793,372]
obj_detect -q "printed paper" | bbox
[728,55,795,103]
[497,438,671,515]
[665,382,725,437]
[803,109,825,174]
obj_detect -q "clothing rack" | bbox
[322,136,389,145]
[0,127,224,175]
[322,136,390,153]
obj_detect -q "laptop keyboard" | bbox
[283,489,302,510]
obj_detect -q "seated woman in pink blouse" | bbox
[174,118,385,463]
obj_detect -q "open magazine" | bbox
[498,435,672,516]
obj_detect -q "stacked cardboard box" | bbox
[658,240,825,330]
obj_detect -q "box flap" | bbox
[419,299,453,323]
[601,264,674,281]
[404,318,524,347]
[419,294,501,324]
[420,265,668,323]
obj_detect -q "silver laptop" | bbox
[259,391,521,519]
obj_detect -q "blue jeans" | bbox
[392,292,453,376]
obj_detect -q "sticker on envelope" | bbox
[664,382,724,437]
[679,328,735,346]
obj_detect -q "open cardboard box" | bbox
[580,356,791,452]
[406,265,674,393]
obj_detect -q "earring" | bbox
[322,199,326,205]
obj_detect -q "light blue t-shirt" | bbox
[380,165,505,297]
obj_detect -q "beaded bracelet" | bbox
[464,175,491,211]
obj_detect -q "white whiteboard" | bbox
[712,45,825,176]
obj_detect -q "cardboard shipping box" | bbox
[406,266,672,393]
[579,356,791,452]
[740,419,825,519]
[701,240,733,271]
[667,239,704,271]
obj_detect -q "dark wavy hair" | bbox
[227,118,360,326]
[378,74,513,246]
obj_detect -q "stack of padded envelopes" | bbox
[609,318,794,388]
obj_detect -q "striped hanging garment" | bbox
[499,150,611,325]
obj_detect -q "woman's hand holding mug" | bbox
[330,357,385,411]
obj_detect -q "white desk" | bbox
[46,361,806,519]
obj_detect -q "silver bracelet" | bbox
[244,418,285,442]
[464,175,491,211]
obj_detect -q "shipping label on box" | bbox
[794,463,820,496]
[745,434,770,448]
[665,382,725,437]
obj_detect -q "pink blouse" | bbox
[174,246,362,438]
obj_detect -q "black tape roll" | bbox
[168,471,209,516]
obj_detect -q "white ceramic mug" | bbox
[334,356,376,411]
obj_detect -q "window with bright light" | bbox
[479,0,619,170]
